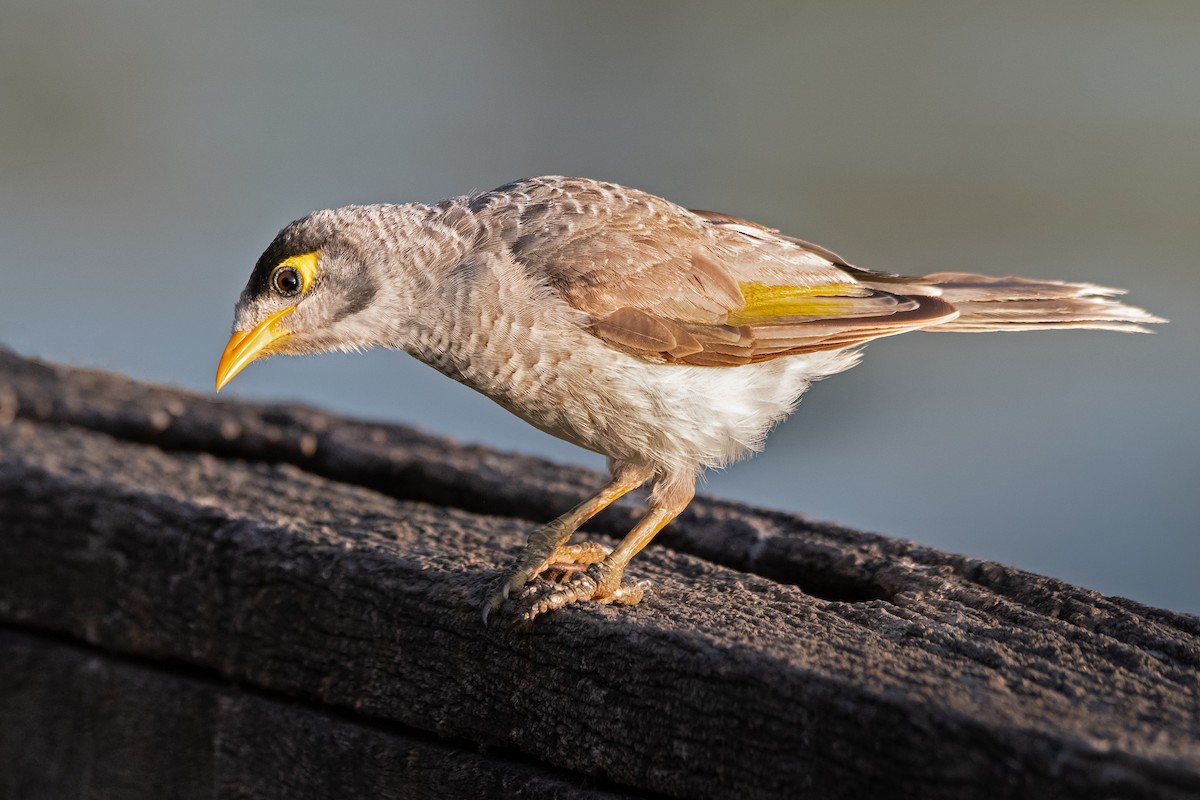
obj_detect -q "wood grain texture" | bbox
[0,628,633,800]
[1,347,1198,799]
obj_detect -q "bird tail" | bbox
[919,272,1167,333]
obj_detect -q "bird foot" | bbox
[482,539,610,623]
[538,541,610,582]
[515,563,649,623]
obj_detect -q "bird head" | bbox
[215,209,381,391]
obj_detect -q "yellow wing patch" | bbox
[726,281,858,324]
[277,251,320,293]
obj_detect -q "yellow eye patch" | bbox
[274,251,320,294]
[726,281,856,324]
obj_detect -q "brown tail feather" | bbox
[920,272,1166,333]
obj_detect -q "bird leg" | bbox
[517,478,695,622]
[482,463,653,622]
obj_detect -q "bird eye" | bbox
[272,266,302,296]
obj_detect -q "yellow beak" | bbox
[214,307,295,391]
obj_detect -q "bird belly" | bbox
[446,323,861,475]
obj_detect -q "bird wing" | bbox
[491,178,958,365]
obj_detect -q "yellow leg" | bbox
[482,463,652,622]
[519,478,695,622]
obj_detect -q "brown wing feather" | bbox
[692,208,949,296]
[490,177,958,365]
[590,307,705,359]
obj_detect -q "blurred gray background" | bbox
[2,1,1196,612]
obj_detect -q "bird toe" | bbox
[515,563,646,622]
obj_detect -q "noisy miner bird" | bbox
[216,176,1164,622]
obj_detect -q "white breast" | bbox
[530,343,863,475]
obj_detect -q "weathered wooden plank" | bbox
[0,628,634,800]
[2,348,1199,798]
